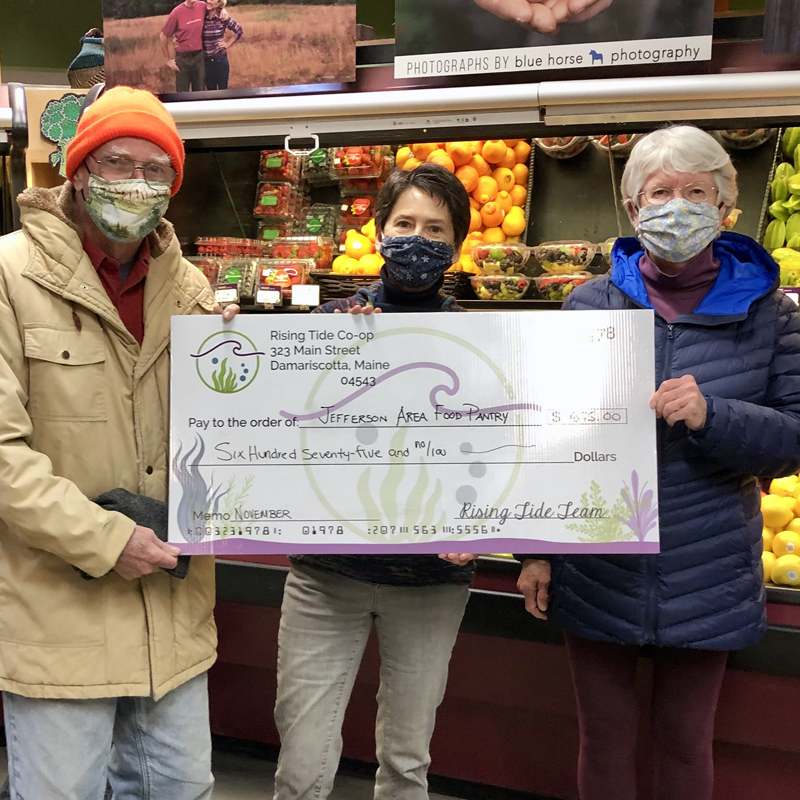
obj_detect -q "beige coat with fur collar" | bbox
[0,184,217,700]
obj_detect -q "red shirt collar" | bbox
[82,235,151,291]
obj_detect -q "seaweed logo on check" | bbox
[192,332,265,394]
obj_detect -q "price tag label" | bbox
[214,288,239,304]
[256,287,283,305]
[291,284,320,307]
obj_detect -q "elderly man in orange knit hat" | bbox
[0,86,234,800]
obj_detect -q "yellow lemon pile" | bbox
[331,220,385,276]
[761,474,800,586]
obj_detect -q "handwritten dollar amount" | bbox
[549,409,627,425]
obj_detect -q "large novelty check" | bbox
[169,311,659,554]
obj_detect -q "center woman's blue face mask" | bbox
[379,235,455,288]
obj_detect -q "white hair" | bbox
[621,125,738,210]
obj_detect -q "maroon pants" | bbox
[564,632,729,800]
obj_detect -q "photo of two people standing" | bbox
[102,0,356,95]
[160,0,244,92]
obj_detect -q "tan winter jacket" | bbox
[0,184,217,700]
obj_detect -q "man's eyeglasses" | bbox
[87,155,177,188]
[637,182,719,207]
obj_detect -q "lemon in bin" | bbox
[772,554,800,586]
[763,528,775,552]
[762,494,795,530]
[763,551,777,583]
[773,531,800,558]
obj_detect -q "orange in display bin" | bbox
[331,146,389,180]
[253,182,303,219]
[263,237,336,270]
[259,150,301,182]
[340,196,376,227]
[257,258,314,297]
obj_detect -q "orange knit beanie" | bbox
[66,86,185,196]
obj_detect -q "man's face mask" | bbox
[378,235,455,288]
[83,173,171,244]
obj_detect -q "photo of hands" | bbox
[396,0,714,78]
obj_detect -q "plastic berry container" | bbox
[533,273,594,302]
[330,146,389,180]
[590,134,643,158]
[303,148,333,183]
[471,243,531,275]
[293,204,338,238]
[341,153,393,194]
[533,240,597,274]
[259,150,302,182]
[471,274,531,301]
[713,129,774,151]
[257,222,295,242]
[256,257,313,289]
[214,259,257,304]
[340,195,377,227]
[186,256,222,286]
[253,182,303,219]
[262,237,336,270]
[534,136,589,159]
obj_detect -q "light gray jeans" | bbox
[274,564,470,800]
[3,672,213,800]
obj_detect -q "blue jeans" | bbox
[205,52,230,91]
[3,673,213,800]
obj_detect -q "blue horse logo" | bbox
[192,331,264,394]
[590,49,604,65]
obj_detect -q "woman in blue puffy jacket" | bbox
[517,126,800,800]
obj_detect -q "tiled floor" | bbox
[0,747,453,800]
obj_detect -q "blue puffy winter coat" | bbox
[547,233,800,651]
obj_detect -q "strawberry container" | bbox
[253,182,304,220]
[330,145,389,180]
[262,237,336,270]
[339,195,376,228]
[259,150,302,182]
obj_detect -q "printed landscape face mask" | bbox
[84,174,171,243]
[379,235,454,288]
[637,198,720,263]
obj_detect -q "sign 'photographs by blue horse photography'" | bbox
[395,0,715,79]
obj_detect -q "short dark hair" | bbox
[375,162,471,246]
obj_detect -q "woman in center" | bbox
[272,163,475,800]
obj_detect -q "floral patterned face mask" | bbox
[637,198,721,263]
[84,174,171,244]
